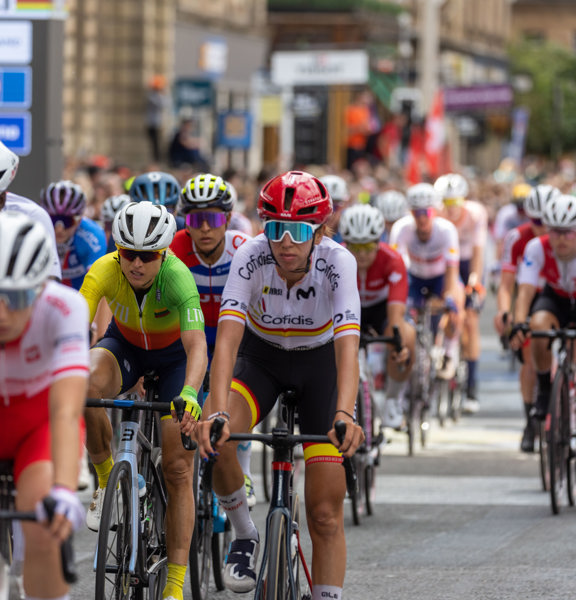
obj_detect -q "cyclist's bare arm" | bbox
[510,283,537,349]
[177,329,208,434]
[386,302,411,363]
[469,244,484,289]
[443,264,463,307]
[329,334,364,457]
[197,319,245,456]
[495,270,515,335]
[92,297,112,342]
[48,374,88,540]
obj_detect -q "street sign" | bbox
[0,20,32,63]
[0,112,31,155]
[0,67,31,108]
[217,111,252,149]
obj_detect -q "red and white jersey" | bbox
[501,222,536,274]
[355,242,408,308]
[219,234,361,350]
[517,235,576,299]
[442,200,488,261]
[0,281,90,406]
[389,215,460,279]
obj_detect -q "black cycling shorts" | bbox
[530,285,576,328]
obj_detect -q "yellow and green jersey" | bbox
[80,252,204,350]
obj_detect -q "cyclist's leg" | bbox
[520,341,537,452]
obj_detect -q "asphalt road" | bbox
[70,294,576,600]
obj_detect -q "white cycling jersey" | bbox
[442,200,488,261]
[219,234,361,350]
[389,215,460,279]
[3,192,62,280]
[0,280,90,404]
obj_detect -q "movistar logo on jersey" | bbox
[295,286,316,300]
[263,286,282,296]
[238,252,275,280]
[261,314,314,325]
[315,257,340,290]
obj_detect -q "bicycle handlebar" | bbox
[85,396,197,451]
[0,496,77,584]
[360,325,403,354]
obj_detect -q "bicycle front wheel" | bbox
[548,370,570,515]
[95,460,133,600]
[263,511,289,600]
[539,420,550,492]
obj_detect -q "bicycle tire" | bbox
[350,388,366,525]
[211,516,231,591]
[189,455,213,600]
[263,510,289,600]
[145,448,167,600]
[260,413,274,504]
[364,464,375,517]
[95,460,133,600]
[548,369,569,515]
[539,420,550,492]
[434,378,449,428]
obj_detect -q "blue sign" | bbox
[217,111,252,149]
[0,113,31,155]
[0,68,31,108]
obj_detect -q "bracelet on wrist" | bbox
[334,409,356,423]
[206,411,231,422]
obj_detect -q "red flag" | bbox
[424,89,447,178]
[404,123,425,185]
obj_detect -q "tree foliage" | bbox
[509,40,576,157]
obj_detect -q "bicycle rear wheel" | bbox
[548,370,569,515]
[189,455,214,600]
[539,421,550,492]
[350,388,367,525]
[95,460,133,600]
[211,514,231,591]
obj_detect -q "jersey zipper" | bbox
[136,293,149,350]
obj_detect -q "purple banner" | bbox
[443,84,513,112]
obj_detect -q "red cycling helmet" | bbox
[258,171,333,225]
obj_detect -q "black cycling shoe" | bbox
[530,392,550,421]
[520,421,536,453]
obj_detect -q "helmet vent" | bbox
[8,224,32,275]
[262,200,277,214]
[283,187,295,211]
[297,206,316,217]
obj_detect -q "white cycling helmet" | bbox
[434,173,469,201]
[101,194,131,224]
[179,173,234,213]
[406,183,441,210]
[0,142,19,193]
[0,211,53,289]
[374,190,408,223]
[524,185,560,220]
[339,204,384,244]
[319,175,349,204]
[542,194,576,229]
[112,201,176,250]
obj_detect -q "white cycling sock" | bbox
[386,376,408,400]
[236,441,253,479]
[312,584,342,599]
[443,335,460,361]
[216,485,258,541]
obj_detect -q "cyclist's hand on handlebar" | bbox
[328,419,365,458]
[391,345,410,365]
[171,385,202,434]
[196,415,230,460]
[444,295,458,314]
[35,485,85,542]
[509,322,529,350]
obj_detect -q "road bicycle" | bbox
[85,371,195,600]
[530,327,576,515]
[352,327,402,525]
[188,446,231,600]
[210,389,353,600]
[0,461,77,600]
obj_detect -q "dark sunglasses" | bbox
[50,214,79,228]
[186,212,228,229]
[117,247,164,263]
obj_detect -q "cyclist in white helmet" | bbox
[496,184,559,452]
[79,201,208,600]
[171,173,256,506]
[390,183,464,379]
[435,173,488,414]
[511,193,576,422]
[0,141,61,280]
[374,189,408,242]
[101,193,131,252]
[340,204,415,429]
[320,174,351,242]
[0,211,89,600]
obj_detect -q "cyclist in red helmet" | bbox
[195,171,364,597]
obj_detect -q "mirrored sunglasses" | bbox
[264,220,320,244]
[185,212,228,229]
[412,208,434,219]
[0,287,41,310]
[50,214,79,228]
[117,247,165,263]
[347,241,378,253]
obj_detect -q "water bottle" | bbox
[138,473,147,498]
